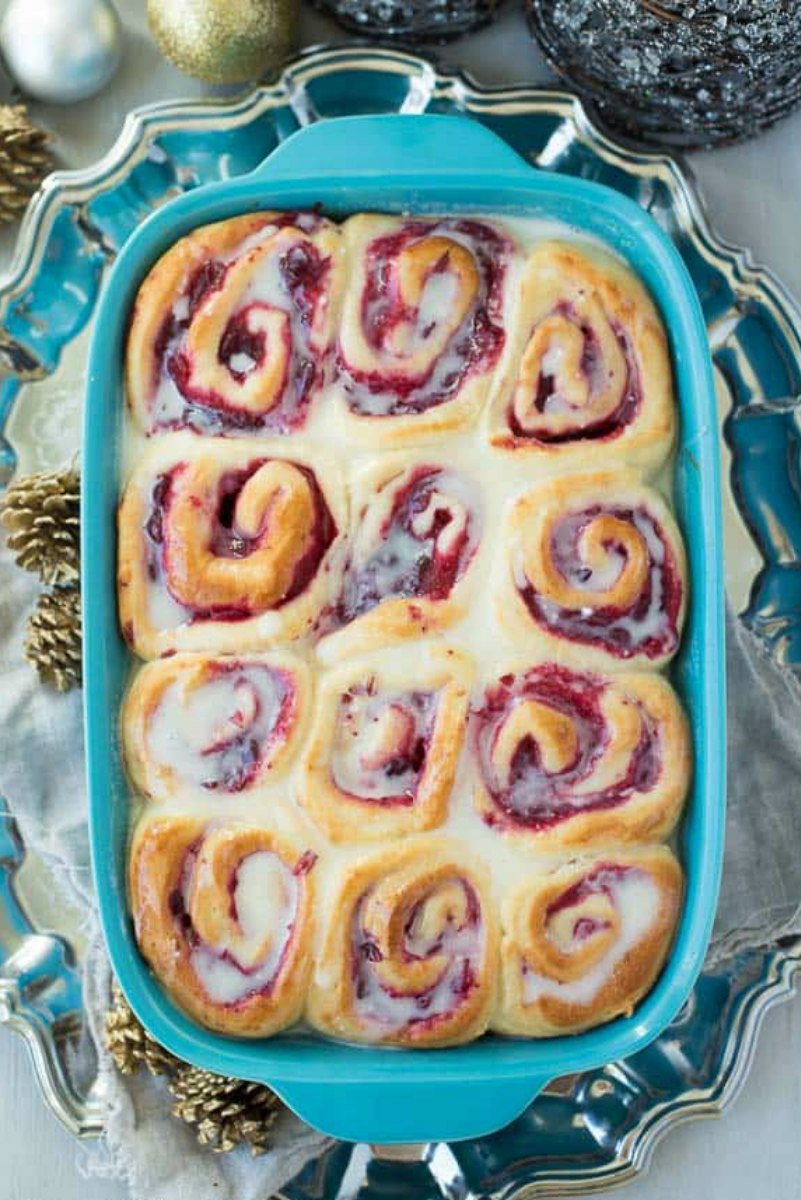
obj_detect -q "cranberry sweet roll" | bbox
[299,648,473,841]
[129,817,317,1036]
[494,847,682,1036]
[122,652,310,801]
[126,211,344,436]
[334,214,521,445]
[501,471,687,670]
[489,242,675,472]
[472,664,691,850]
[318,454,482,662]
[307,839,498,1047]
[118,437,346,658]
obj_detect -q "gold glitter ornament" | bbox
[147,0,299,85]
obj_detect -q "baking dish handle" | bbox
[247,114,534,182]
[273,1073,548,1143]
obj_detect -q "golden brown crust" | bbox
[117,435,347,659]
[306,837,498,1047]
[494,846,682,1036]
[473,663,691,851]
[299,648,473,841]
[129,816,316,1036]
[121,651,311,802]
[489,241,675,473]
[499,470,688,671]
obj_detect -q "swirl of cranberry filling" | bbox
[338,466,480,625]
[474,666,660,831]
[496,847,682,1036]
[351,870,483,1033]
[146,661,298,793]
[515,860,671,1001]
[147,213,335,434]
[517,505,683,659]
[331,685,435,807]
[144,457,336,621]
[131,818,318,1035]
[509,298,640,444]
[341,219,509,416]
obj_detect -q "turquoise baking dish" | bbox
[82,114,725,1144]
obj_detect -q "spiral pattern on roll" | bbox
[336,214,517,439]
[129,817,317,1036]
[122,652,310,800]
[472,664,691,849]
[127,211,343,435]
[504,472,686,668]
[495,848,682,1036]
[308,839,498,1046]
[490,242,674,471]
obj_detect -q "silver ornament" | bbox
[0,0,122,105]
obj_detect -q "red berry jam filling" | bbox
[519,506,682,658]
[148,214,332,434]
[473,665,660,831]
[349,879,481,1030]
[507,306,641,444]
[189,661,296,793]
[331,682,436,806]
[145,460,337,622]
[343,219,509,416]
[168,842,308,1008]
[546,863,637,942]
[337,467,480,626]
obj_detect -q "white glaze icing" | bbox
[522,871,661,1007]
[146,666,286,792]
[330,689,429,800]
[189,849,298,1005]
[148,219,332,431]
[352,910,483,1031]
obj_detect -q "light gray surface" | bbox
[2,3,800,1197]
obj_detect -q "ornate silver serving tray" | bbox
[1,44,800,1196]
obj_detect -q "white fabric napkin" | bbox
[0,536,800,1195]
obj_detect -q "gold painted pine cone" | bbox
[0,104,50,225]
[1,466,80,586]
[24,586,82,692]
[105,982,283,1156]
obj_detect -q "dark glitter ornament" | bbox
[310,0,507,42]
[527,0,801,148]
